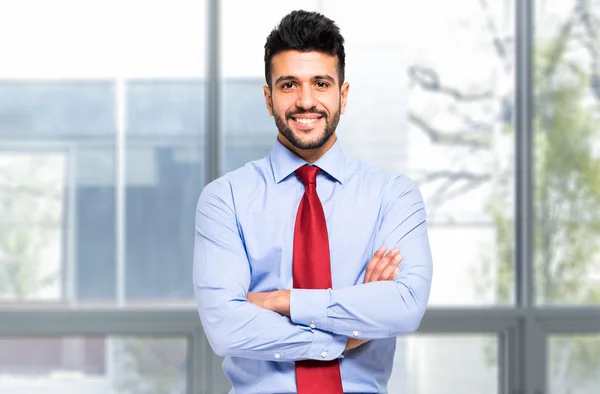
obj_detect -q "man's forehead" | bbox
[271,50,338,80]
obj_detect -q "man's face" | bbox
[263,50,349,156]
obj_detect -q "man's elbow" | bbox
[201,318,238,358]
[196,303,237,358]
[207,335,232,358]
[389,302,427,335]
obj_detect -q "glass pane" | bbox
[125,81,204,301]
[0,153,66,301]
[534,1,600,305]
[549,335,600,394]
[0,336,187,394]
[0,1,206,303]
[390,334,499,393]
[404,0,516,306]
[0,83,116,303]
[221,1,515,305]
[428,225,511,305]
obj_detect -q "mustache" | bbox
[286,108,327,120]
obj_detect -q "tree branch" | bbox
[408,65,494,101]
[421,170,491,183]
[409,112,492,149]
[478,0,511,72]
[422,171,492,217]
[542,8,578,79]
[577,0,600,99]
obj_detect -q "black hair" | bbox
[264,10,345,88]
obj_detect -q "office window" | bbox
[0,336,187,394]
[549,335,600,394]
[534,0,600,305]
[0,0,206,304]
[389,334,499,394]
[0,153,66,301]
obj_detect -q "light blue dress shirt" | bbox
[193,137,433,394]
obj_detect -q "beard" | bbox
[274,105,341,150]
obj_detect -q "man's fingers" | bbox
[381,253,402,281]
[371,249,399,281]
[365,246,386,282]
[366,248,400,282]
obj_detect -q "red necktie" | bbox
[293,164,344,394]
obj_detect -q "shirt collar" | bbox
[269,137,346,184]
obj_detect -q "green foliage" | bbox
[0,156,62,299]
[475,31,600,390]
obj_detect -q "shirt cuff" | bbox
[290,288,330,330]
[307,328,347,361]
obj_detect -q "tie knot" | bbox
[295,164,321,187]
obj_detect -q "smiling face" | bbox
[263,50,349,162]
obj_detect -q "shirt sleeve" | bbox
[289,175,433,339]
[193,179,348,362]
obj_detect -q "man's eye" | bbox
[316,82,329,88]
[282,83,295,89]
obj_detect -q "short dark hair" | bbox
[264,10,346,88]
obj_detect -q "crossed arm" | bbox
[246,247,404,351]
[193,176,433,361]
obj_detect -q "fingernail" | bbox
[378,246,386,252]
[394,268,400,275]
[395,254,402,262]
[393,248,400,255]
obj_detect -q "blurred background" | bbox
[0,0,599,393]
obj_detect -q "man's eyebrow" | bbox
[274,75,296,85]
[274,74,336,85]
[313,75,335,83]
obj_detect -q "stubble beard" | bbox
[274,104,341,151]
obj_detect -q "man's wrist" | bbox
[271,290,290,317]
[345,338,369,351]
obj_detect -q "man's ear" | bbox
[340,81,350,114]
[263,85,273,116]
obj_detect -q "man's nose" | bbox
[296,86,316,110]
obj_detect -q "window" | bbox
[0,153,66,301]
[0,336,187,394]
[0,1,206,304]
[390,335,499,394]
[548,335,600,394]
[534,0,600,306]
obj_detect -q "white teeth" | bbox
[294,118,318,125]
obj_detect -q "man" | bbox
[193,9,433,394]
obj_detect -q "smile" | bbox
[292,117,322,125]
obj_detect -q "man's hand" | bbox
[364,246,402,283]
[247,290,290,317]
[348,246,402,351]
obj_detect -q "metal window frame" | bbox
[2,1,600,394]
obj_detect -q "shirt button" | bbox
[353,330,359,337]
[274,353,281,359]
[310,323,316,329]
[321,351,327,358]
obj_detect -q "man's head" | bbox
[263,10,349,161]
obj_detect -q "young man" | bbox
[194,10,433,394]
